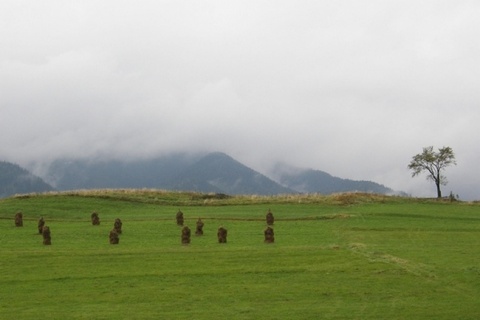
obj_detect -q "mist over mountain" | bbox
[0,161,54,198]
[171,152,293,195]
[40,152,398,196]
[0,153,401,197]
[44,152,294,195]
[271,163,397,195]
[45,153,200,191]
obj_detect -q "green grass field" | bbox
[1,190,479,319]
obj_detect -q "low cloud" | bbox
[1,1,479,199]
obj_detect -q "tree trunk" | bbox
[436,183,442,198]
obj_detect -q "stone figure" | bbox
[195,218,204,236]
[109,229,119,244]
[42,226,51,245]
[176,210,184,226]
[91,212,100,225]
[264,226,275,243]
[114,218,122,234]
[266,209,274,226]
[14,212,23,227]
[181,226,191,244]
[38,217,45,234]
[217,226,227,243]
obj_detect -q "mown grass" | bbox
[1,190,479,319]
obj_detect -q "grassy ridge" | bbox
[1,191,480,319]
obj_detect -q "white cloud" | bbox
[1,0,480,199]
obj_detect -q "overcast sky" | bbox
[1,1,480,199]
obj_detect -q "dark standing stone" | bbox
[176,210,184,226]
[109,229,119,244]
[217,226,227,243]
[42,226,51,245]
[91,212,100,225]
[15,212,23,227]
[264,226,275,243]
[38,217,45,234]
[266,209,274,226]
[114,218,122,234]
[195,218,204,236]
[181,226,191,245]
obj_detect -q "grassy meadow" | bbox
[1,190,479,319]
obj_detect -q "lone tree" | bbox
[408,146,456,198]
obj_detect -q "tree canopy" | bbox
[408,146,456,198]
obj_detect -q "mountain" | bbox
[272,163,395,194]
[44,152,294,195]
[39,152,398,196]
[45,153,198,191]
[172,152,293,195]
[0,161,54,198]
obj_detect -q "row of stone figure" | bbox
[13,213,52,245]
[179,224,275,245]
[175,209,275,226]
[12,209,275,245]
[90,212,123,244]
[176,209,275,245]
[12,211,122,245]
